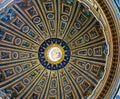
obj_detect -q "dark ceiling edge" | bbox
[96,0,119,99]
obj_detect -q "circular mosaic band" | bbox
[38,38,71,70]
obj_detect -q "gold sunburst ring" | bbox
[44,44,65,65]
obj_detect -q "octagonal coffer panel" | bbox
[0,0,109,99]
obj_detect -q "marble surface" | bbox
[0,0,13,10]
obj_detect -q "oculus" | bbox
[38,38,71,70]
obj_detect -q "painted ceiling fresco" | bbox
[1,0,119,99]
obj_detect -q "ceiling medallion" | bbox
[38,38,70,70]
